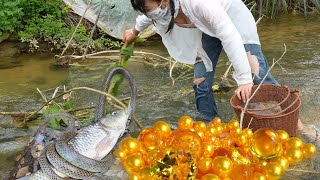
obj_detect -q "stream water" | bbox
[0,16,319,179]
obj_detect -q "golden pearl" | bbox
[113,148,128,160]
[265,162,283,179]
[285,137,303,149]
[120,137,141,154]
[201,173,221,180]
[125,154,145,172]
[212,156,233,177]
[194,121,207,132]
[270,156,289,171]
[178,116,194,129]
[301,143,317,159]
[198,158,213,174]
[227,119,240,129]
[276,130,289,142]
[153,120,172,137]
[202,142,215,158]
[253,172,267,180]
[284,147,303,165]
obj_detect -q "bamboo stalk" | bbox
[82,2,104,59]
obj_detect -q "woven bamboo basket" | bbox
[230,85,301,136]
[231,84,290,112]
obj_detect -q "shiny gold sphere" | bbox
[284,147,303,165]
[265,162,283,180]
[301,143,317,159]
[153,121,172,137]
[276,130,289,142]
[195,130,206,140]
[171,129,203,159]
[207,126,219,136]
[250,128,282,159]
[113,148,128,160]
[227,119,240,129]
[270,156,289,171]
[212,156,233,177]
[198,158,213,174]
[230,163,253,180]
[178,116,194,129]
[202,142,215,158]
[242,128,253,137]
[125,154,145,172]
[235,133,248,147]
[194,121,207,131]
[253,172,267,180]
[138,128,160,150]
[201,173,221,180]
[209,117,222,125]
[229,127,242,136]
[128,172,141,180]
[285,137,303,149]
[120,137,141,154]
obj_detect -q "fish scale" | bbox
[55,132,113,172]
[68,123,110,159]
[46,143,94,179]
[67,118,126,160]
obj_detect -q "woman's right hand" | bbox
[123,28,139,47]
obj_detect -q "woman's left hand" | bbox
[234,83,253,103]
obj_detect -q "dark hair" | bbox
[131,0,175,33]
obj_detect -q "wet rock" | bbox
[15,166,29,178]
[0,33,10,43]
[0,42,23,69]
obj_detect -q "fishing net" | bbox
[63,0,155,39]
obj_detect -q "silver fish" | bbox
[55,132,113,172]
[68,110,128,160]
[46,143,93,179]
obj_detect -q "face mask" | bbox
[146,0,170,20]
[146,0,180,27]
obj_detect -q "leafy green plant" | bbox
[15,0,121,52]
[0,0,23,36]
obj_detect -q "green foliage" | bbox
[0,0,121,52]
[106,45,134,96]
[0,0,23,36]
[40,98,75,129]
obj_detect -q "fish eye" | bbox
[111,111,117,116]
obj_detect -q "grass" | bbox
[245,0,320,18]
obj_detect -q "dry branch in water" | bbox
[239,43,287,129]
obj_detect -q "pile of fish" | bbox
[14,67,137,180]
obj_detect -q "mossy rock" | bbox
[0,33,10,43]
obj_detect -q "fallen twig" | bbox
[239,44,287,129]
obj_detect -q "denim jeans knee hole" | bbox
[194,77,206,86]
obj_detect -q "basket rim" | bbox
[247,90,300,117]
[244,98,301,120]
[230,84,291,111]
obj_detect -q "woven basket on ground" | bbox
[230,84,301,137]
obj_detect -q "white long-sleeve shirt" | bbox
[135,0,257,85]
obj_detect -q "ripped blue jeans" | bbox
[193,34,278,121]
